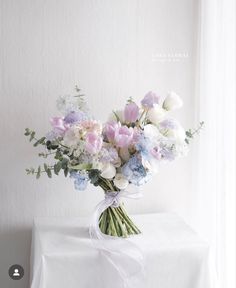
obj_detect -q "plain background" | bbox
[0,0,198,287]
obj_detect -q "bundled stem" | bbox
[99,190,141,237]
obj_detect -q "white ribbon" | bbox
[89,189,145,288]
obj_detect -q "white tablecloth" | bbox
[30,213,213,288]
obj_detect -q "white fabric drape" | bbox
[194,0,236,287]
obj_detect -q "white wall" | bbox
[0,0,197,287]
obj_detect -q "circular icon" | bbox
[8,264,24,280]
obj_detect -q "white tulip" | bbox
[163,91,183,111]
[101,163,116,179]
[114,173,129,190]
[165,125,186,143]
[147,105,166,125]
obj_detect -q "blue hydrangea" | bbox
[70,171,89,191]
[135,134,151,158]
[121,154,150,186]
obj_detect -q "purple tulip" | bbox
[85,132,103,154]
[114,126,134,148]
[104,121,120,142]
[141,91,160,108]
[124,102,139,122]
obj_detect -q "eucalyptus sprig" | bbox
[185,121,204,144]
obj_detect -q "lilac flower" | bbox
[64,111,88,124]
[141,91,160,108]
[122,155,150,186]
[124,102,139,122]
[70,171,89,191]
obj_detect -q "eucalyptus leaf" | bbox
[54,162,62,175]
[36,166,41,179]
[46,169,52,178]
[29,131,35,142]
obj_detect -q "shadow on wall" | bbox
[0,226,32,288]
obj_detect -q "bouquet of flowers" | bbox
[25,87,203,238]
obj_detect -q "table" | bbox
[30,213,213,288]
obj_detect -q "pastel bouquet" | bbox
[25,87,203,238]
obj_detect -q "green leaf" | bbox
[24,128,31,136]
[185,131,193,138]
[29,131,35,142]
[33,140,40,147]
[61,158,69,169]
[88,169,101,185]
[36,166,41,179]
[55,150,63,160]
[185,138,189,144]
[54,162,62,175]
[46,168,52,178]
[44,163,48,171]
[39,137,46,144]
[112,111,121,122]
[64,167,69,177]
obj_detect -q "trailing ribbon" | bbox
[89,189,145,288]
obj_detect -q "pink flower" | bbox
[124,102,139,122]
[85,132,103,154]
[104,121,120,142]
[80,120,102,134]
[141,91,160,108]
[50,117,68,135]
[114,126,134,148]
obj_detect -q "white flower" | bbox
[147,105,166,125]
[165,124,186,144]
[114,173,129,190]
[143,124,162,141]
[101,163,116,179]
[163,91,183,111]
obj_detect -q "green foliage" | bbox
[88,169,101,186]
[185,121,204,144]
[33,137,46,147]
[26,167,35,175]
[54,162,62,175]
[36,166,41,179]
[112,110,121,122]
[24,128,46,146]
